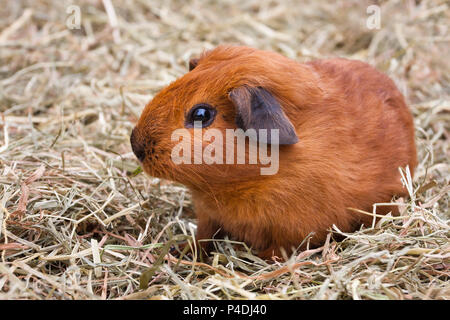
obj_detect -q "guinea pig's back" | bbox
[303,58,417,214]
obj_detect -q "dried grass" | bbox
[0,0,449,300]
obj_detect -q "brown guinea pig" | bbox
[130,45,417,259]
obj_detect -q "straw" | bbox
[0,0,448,300]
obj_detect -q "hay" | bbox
[0,0,449,300]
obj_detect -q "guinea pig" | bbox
[130,45,417,260]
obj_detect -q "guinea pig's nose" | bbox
[130,128,146,162]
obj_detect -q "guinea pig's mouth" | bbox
[129,133,168,178]
[130,128,145,162]
[130,128,160,164]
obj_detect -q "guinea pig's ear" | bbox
[228,86,299,145]
[189,58,199,71]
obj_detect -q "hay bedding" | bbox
[0,0,448,300]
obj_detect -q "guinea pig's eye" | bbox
[185,103,217,128]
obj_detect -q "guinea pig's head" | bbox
[131,46,314,188]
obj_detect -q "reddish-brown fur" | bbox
[131,46,417,259]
